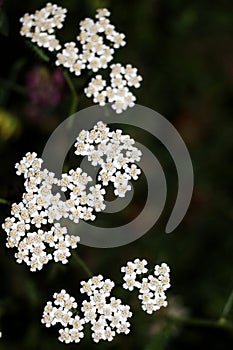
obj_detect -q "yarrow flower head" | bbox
[121,259,171,314]
[1,153,102,271]
[42,275,132,344]
[42,289,85,343]
[2,123,142,271]
[80,275,132,343]
[19,4,143,113]
[2,152,83,271]
[59,6,126,75]
[20,3,66,51]
[84,63,142,113]
[75,121,142,197]
[42,259,171,344]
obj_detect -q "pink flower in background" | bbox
[0,0,3,9]
[26,66,65,106]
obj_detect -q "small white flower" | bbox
[112,99,127,114]
[59,328,72,343]
[112,32,126,49]
[125,164,141,180]
[95,8,111,19]
[123,275,138,291]
[133,258,148,274]
[70,60,86,76]
[154,262,170,276]
[93,91,107,106]
[85,75,106,98]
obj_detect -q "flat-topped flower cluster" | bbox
[2,122,142,271]
[74,121,142,197]
[20,2,66,51]
[42,259,171,344]
[20,3,142,113]
[121,259,171,314]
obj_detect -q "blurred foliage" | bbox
[0,108,21,141]
[0,0,233,349]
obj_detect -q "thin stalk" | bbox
[219,287,233,324]
[167,315,233,332]
[63,70,79,117]
[26,42,50,62]
[72,251,93,278]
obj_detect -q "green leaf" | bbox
[0,10,9,36]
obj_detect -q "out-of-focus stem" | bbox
[26,42,50,62]
[72,251,93,278]
[63,70,79,116]
[0,198,10,204]
[219,287,233,325]
[167,315,233,332]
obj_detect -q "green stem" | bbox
[0,198,10,205]
[26,41,50,62]
[71,251,93,278]
[219,287,233,324]
[63,70,79,116]
[167,315,233,332]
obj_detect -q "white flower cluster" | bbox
[20,3,66,51]
[42,289,85,343]
[85,63,142,113]
[75,121,142,197]
[121,259,171,314]
[42,259,171,344]
[80,275,132,342]
[59,168,106,221]
[42,276,132,344]
[56,8,125,74]
[2,124,142,271]
[2,152,85,271]
[1,154,105,271]
[19,3,142,113]
[56,7,142,112]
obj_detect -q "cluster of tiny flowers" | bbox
[42,276,132,344]
[80,275,132,342]
[55,7,142,112]
[75,121,142,197]
[1,152,86,271]
[20,3,142,113]
[56,8,125,75]
[2,124,142,271]
[2,152,106,271]
[121,259,171,314]
[20,3,66,51]
[42,289,85,343]
[85,63,142,113]
[42,259,171,344]
[59,168,105,222]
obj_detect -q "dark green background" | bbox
[0,0,232,349]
